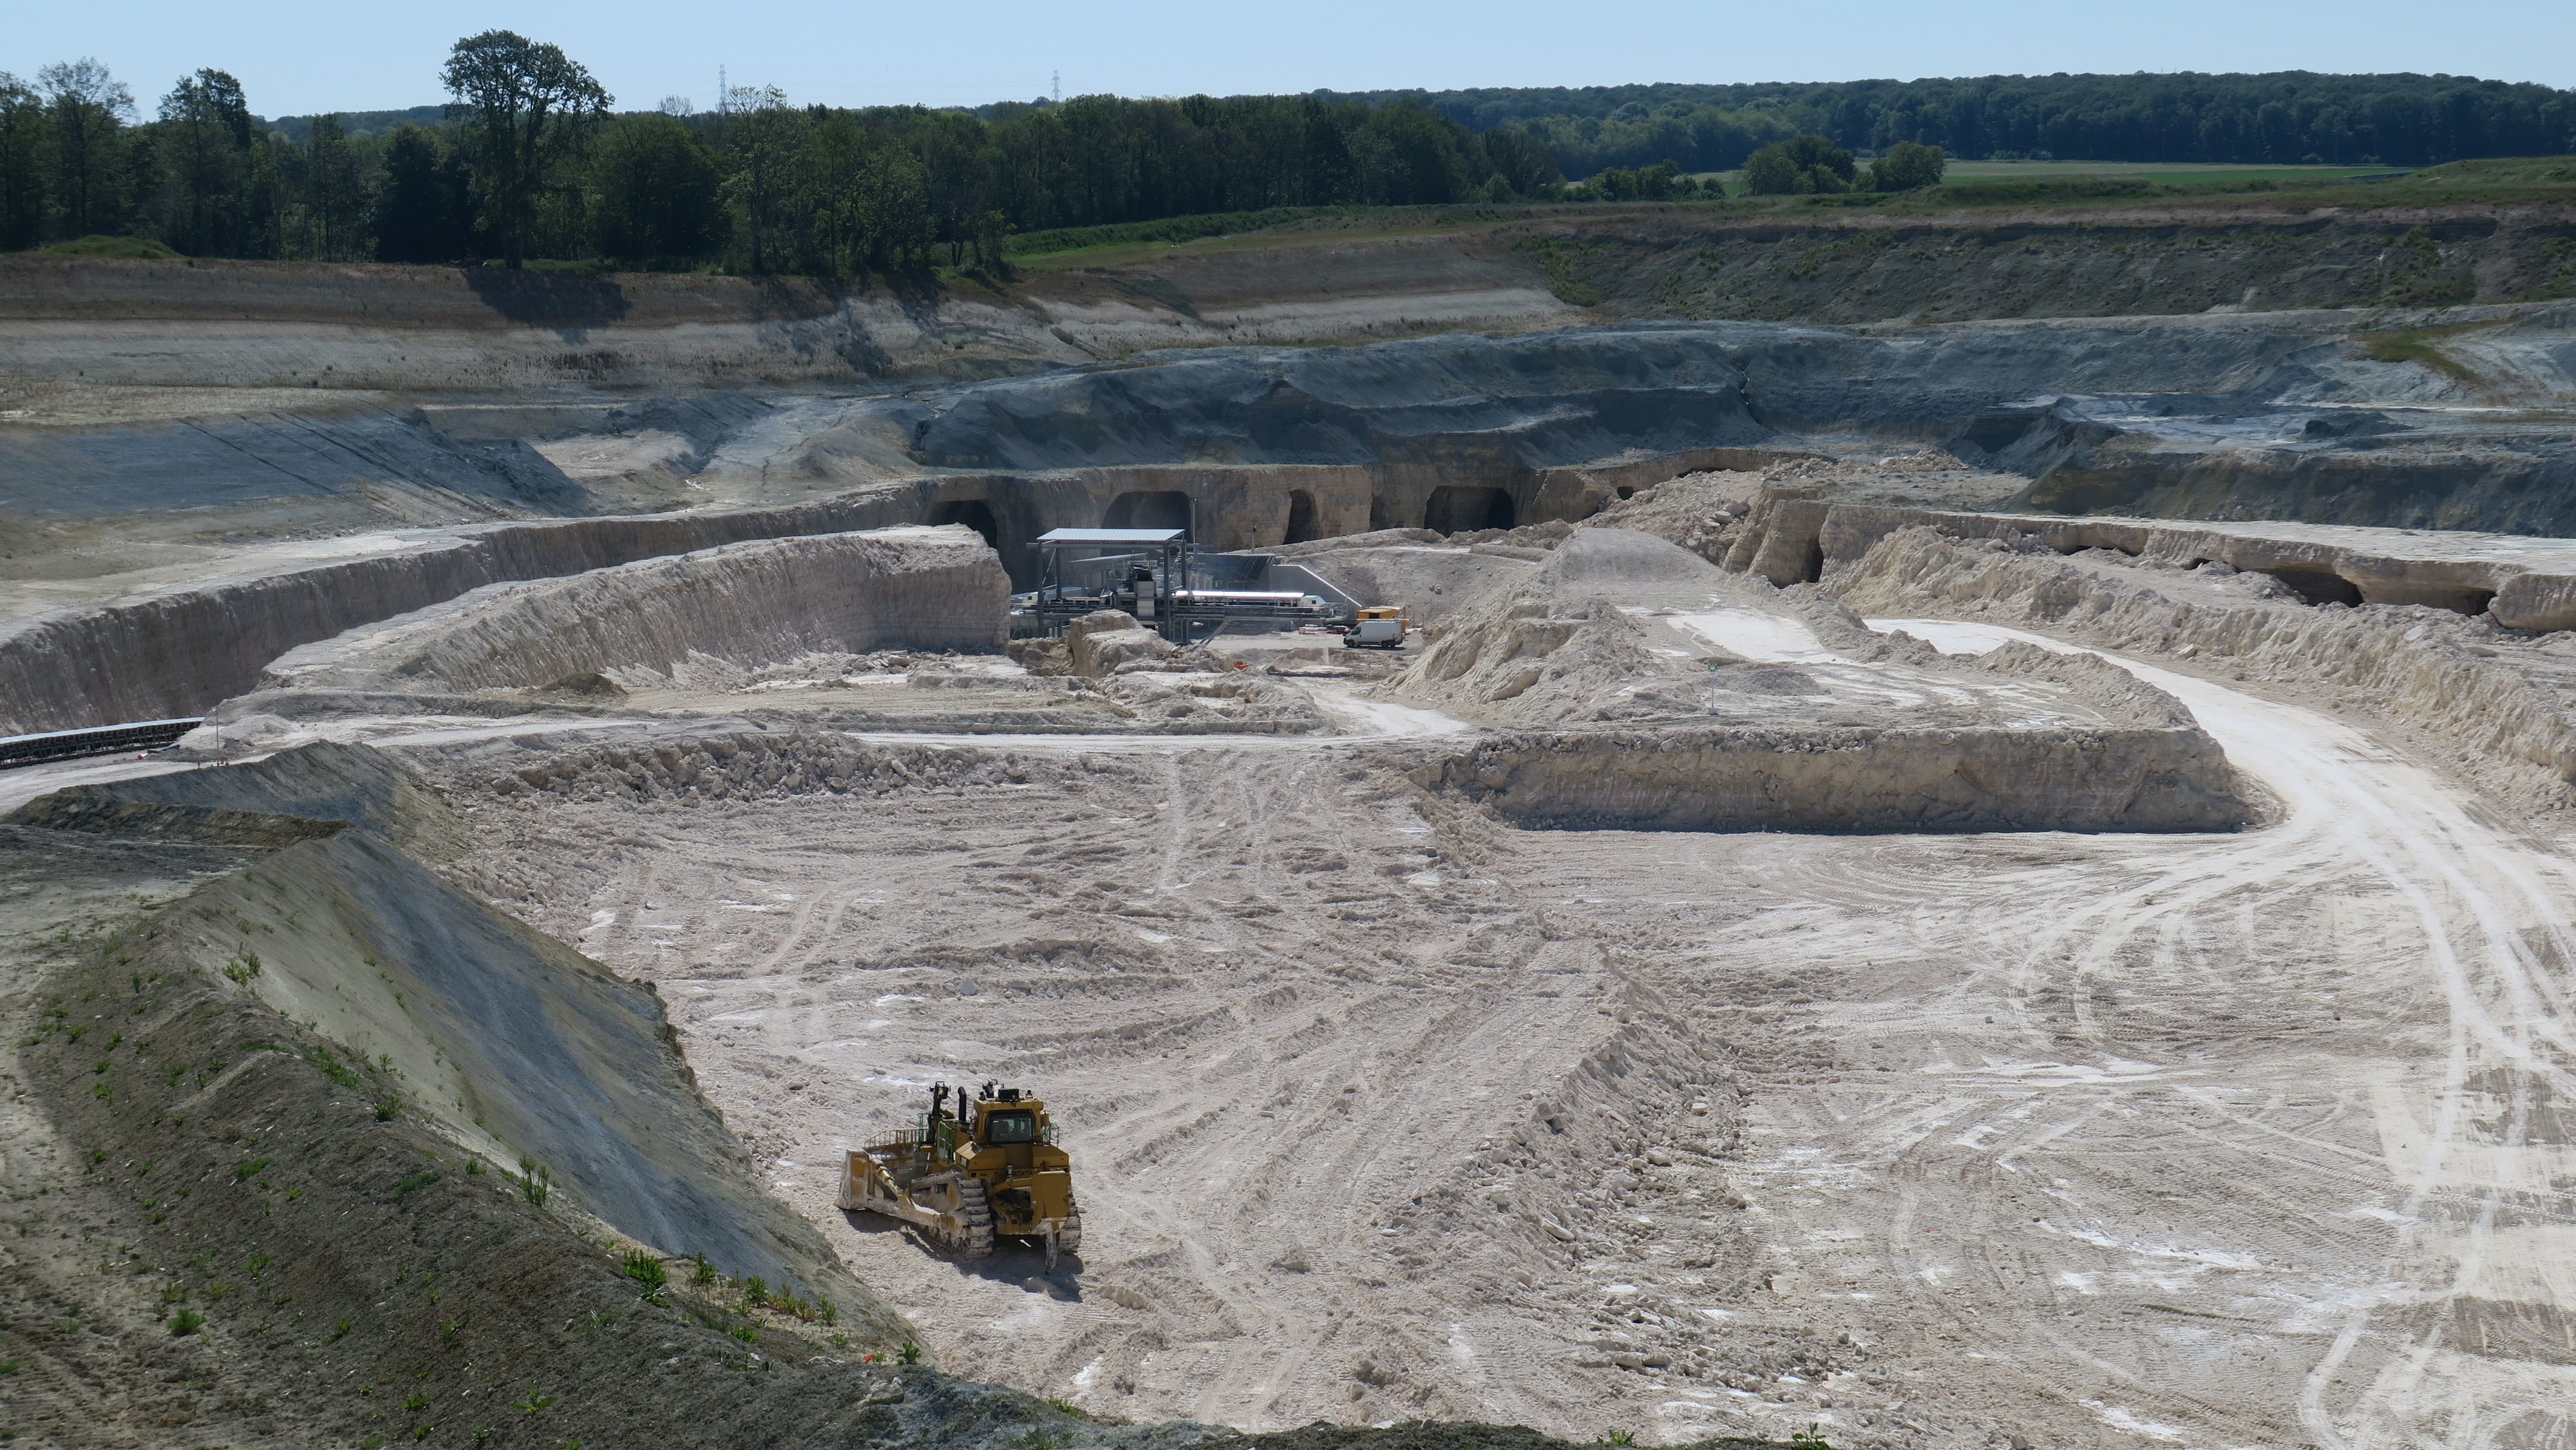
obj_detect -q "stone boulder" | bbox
[1066,610,1179,678]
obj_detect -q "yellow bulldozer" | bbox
[838,1082,1082,1267]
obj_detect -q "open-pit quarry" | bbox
[7,250,2576,1450]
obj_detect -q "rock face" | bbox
[1829,523,2576,782]
[1717,491,2576,630]
[0,491,959,736]
[259,526,1005,697]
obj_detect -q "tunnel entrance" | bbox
[1103,490,1193,534]
[1423,485,1516,534]
[1283,489,1325,544]
[2269,568,2364,608]
[928,498,1000,549]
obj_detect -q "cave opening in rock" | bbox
[2270,568,2365,607]
[1423,485,1516,534]
[1283,489,1325,544]
[1103,490,1194,534]
[2380,586,2499,616]
[928,498,1000,549]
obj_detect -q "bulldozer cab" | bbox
[979,1105,1040,1143]
[965,1085,1056,1175]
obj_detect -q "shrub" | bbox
[168,1308,206,1336]
[517,1160,553,1207]
[621,1248,667,1288]
[1744,135,1856,195]
[392,1172,441,1198]
[1871,140,1947,191]
[41,234,183,259]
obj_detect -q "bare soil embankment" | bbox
[256,526,1004,696]
[0,499,953,735]
[1337,526,2250,833]
[1672,478,2576,791]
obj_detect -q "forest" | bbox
[0,36,1561,271]
[1340,72,2576,177]
[2,43,2571,273]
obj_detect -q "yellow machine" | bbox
[1346,605,1410,649]
[839,1082,1082,1266]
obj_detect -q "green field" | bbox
[1939,159,2406,183]
[1696,159,2409,194]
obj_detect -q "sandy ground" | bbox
[425,612,2576,1450]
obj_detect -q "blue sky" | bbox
[7,0,2571,119]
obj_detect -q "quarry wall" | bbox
[261,528,1007,696]
[1828,525,2576,783]
[0,493,922,735]
[1723,493,2576,630]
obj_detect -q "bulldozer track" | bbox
[950,1176,997,1259]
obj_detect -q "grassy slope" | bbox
[992,159,2576,327]
[1004,156,2576,267]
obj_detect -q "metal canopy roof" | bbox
[1035,528,1187,545]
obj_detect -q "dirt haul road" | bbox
[438,630,2576,1450]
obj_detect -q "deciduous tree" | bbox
[1871,140,1946,191]
[439,30,609,268]
[39,58,133,237]
[0,75,44,250]
[155,69,252,255]
[1742,134,1856,195]
[590,113,719,265]
[373,125,473,263]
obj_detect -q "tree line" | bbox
[1337,72,2576,175]
[0,35,1563,269]
[7,51,2568,271]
